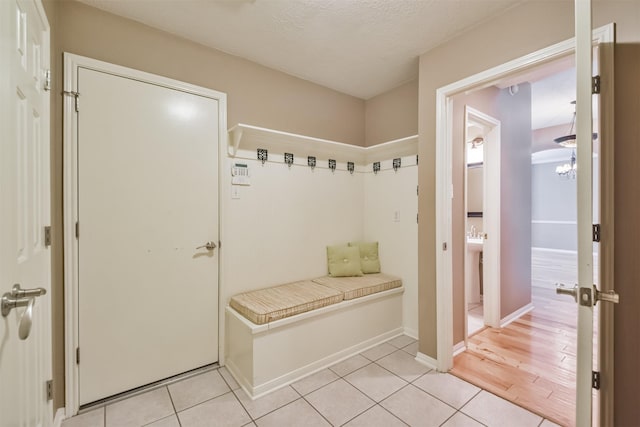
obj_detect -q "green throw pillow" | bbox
[327,245,363,277]
[348,241,381,274]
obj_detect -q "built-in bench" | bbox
[224,273,404,399]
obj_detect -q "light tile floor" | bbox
[62,335,561,427]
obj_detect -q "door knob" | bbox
[556,283,578,302]
[2,284,46,317]
[196,241,217,251]
[11,283,46,298]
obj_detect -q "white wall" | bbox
[363,156,419,337]
[222,152,364,303]
[222,134,419,338]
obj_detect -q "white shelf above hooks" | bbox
[227,123,417,166]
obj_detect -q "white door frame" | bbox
[463,106,501,338]
[435,24,614,371]
[63,53,228,416]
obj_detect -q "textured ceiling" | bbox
[77,0,526,99]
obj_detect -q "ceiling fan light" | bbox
[553,134,577,148]
[553,132,598,148]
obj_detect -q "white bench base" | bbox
[224,287,404,399]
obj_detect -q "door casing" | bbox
[434,24,614,424]
[62,53,228,416]
[463,106,501,339]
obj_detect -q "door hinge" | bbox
[76,347,80,364]
[44,69,51,92]
[417,185,419,196]
[592,371,601,390]
[593,224,601,242]
[63,90,80,112]
[592,75,601,94]
[44,226,51,247]
[416,213,419,224]
[46,379,53,401]
[75,222,79,238]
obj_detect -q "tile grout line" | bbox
[438,411,458,427]
[332,400,376,426]
[397,372,466,415]
[292,375,342,398]
[227,389,255,423]
[299,394,338,426]
[292,375,372,427]
[376,403,411,426]
[164,385,182,427]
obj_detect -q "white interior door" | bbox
[76,67,220,405]
[572,1,617,425]
[0,0,52,425]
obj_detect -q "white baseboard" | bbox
[228,327,404,400]
[415,351,438,371]
[532,247,577,255]
[453,341,466,356]
[532,247,599,257]
[53,408,66,427]
[500,303,534,328]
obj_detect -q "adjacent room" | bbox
[447,57,599,426]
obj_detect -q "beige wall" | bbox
[54,1,366,145]
[43,0,368,409]
[365,79,418,146]
[418,1,640,425]
[613,43,640,427]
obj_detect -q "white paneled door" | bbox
[0,0,52,425]
[75,66,220,405]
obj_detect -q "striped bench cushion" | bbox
[312,273,402,300]
[229,280,344,325]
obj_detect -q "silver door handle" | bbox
[196,241,217,251]
[556,283,578,302]
[2,284,46,317]
[593,286,619,305]
[11,283,46,298]
[556,283,619,306]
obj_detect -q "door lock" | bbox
[556,283,619,306]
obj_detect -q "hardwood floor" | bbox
[452,286,580,427]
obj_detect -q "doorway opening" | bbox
[462,107,501,340]
[435,25,614,427]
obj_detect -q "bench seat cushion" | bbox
[312,273,402,300]
[229,280,344,325]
